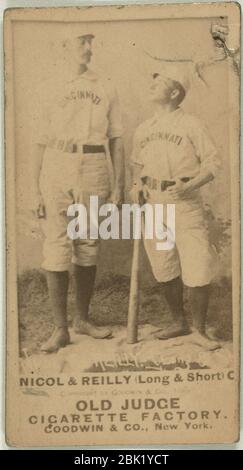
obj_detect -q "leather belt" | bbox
[83,144,105,154]
[48,139,105,154]
[141,176,192,192]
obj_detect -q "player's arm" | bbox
[107,85,125,206]
[179,168,214,192]
[129,129,149,204]
[168,119,220,199]
[167,167,215,199]
[130,162,148,204]
[109,137,125,207]
[29,96,52,217]
[30,143,46,218]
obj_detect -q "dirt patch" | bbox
[18,269,232,357]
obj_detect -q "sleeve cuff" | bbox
[107,128,124,139]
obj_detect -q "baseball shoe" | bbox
[73,318,112,339]
[41,326,70,353]
[155,322,191,340]
[190,331,221,351]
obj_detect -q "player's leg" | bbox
[155,276,191,339]
[188,284,220,349]
[41,271,70,353]
[39,149,74,352]
[142,225,190,339]
[176,203,220,350]
[190,284,209,334]
[72,263,111,338]
[40,204,72,352]
[73,265,96,322]
[72,153,112,339]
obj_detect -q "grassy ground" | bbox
[18,269,232,356]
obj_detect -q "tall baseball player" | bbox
[130,66,221,350]
[31,31,124,352]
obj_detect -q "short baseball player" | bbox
[32,32,124,352]
[130,66,221,350]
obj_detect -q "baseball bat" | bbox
[127,230,141,344]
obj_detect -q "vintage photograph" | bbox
[5,3,240,446]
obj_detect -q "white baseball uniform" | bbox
[131,107,220,287]
[37,69,123,271]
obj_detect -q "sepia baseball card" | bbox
[4,2,241,446]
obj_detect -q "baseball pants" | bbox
[39,147,111,271]
[142,190,218,287]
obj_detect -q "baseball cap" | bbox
[75,33,95,40]
[153,63,192,93]
[63,28,95,46]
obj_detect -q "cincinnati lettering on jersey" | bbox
[67,89,101,105]
[140,131,183,148]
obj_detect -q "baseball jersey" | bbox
[36,69,123,146]
[131,108,220,180]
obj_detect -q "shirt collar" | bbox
[76,68,98,82]
[151,107,183,125]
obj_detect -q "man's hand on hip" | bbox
[166,178,194,200]
[108,186,124,209]
[129,182,149,205]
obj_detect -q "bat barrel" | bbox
[127,237,140,344]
